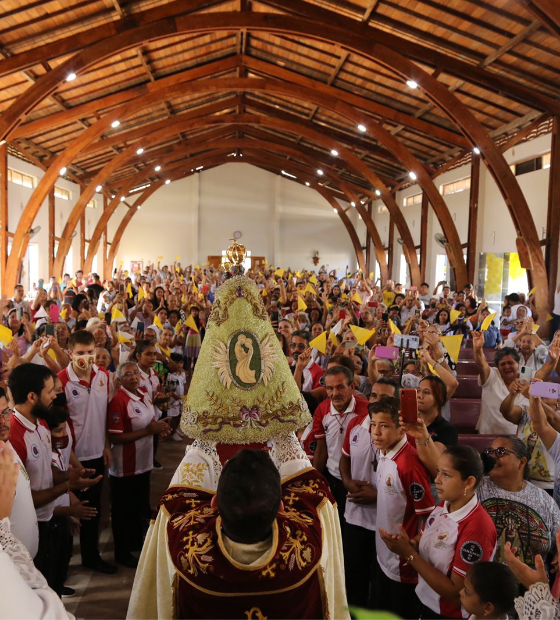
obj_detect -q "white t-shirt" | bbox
[517,408,554,490]
[8,445,39,559]
[476,367,527,435]
[166,372,186,418]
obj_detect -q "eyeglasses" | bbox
[290,343,306,350]
[485,447,519,459]
[122,370,141,378]
[0,407,14,420]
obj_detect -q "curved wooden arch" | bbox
[104,158,366,273]
[0,12,544,307]
[80,135,387,278]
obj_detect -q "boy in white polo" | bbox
[58,330,116,574]
[371,396,434,619]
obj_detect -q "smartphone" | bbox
[519,366,534,381]
[17,307,24,320]
[119,284,125,294]
[104,312,112,325]
[368,301,378,308]
[38,279,44,289]
[382,312,389,322]
[49,304,59,323]
[339,310,346,320]
[375,345,399,360]
[530,382,560,399]
[45,324,55,337]
[401,388,419,423]
[409,286,417,292]
[137,321,145,335]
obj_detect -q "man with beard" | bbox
[8,363,101,593]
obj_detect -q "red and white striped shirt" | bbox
[417,495,497,618]
[375,436,435,584]
[108,387,154,477]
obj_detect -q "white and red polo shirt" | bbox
[108,387,154,478]
[51,422,74,509]
[311,396,369,479]
[341,413,377,531]
[58,364,110,461]
[138,366,162,419]
[9,410,55,522]
[417,495,497,618]
[375,436,435,584]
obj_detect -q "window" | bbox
[7,167,35,188]
[86,199,97,209]
[54,186,71,200]
[377,205,388,214]
[440,177,471,196]
[403,192,422,207]
[509,152,551,176]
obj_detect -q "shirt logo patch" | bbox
[385,475,393,487]
[71,389,79,398]
[134,408,141,415]
[30,444,40,458]
[112,412,120,424]
[351,433,360,446]
[427,515,436,527]
[410,482,425,501]
[308,440,317,454]
[99,378,104,387]
[460,541,483,564]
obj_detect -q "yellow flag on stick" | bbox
[350,325,376,346]
[309,331,327,354]
[185,314,199,333]
[274,268,285,278]
[389,319,401,335]
[440,334,463,364]
[481,312,497,331]
[60,307,68,320]
[450,309,462,325]
[0,324,13,347]
[138,287,145,301]
[175,320,183,334]
[326,300,333,311]
[428,363,440,378]
[547,313,554,322]
[46,349,57,362]
[298,296,307,311]
[328,331,338,345]
[262,288,268,297]
[126,283,133,298]
[192,278,198,294]
[309,274,318,285]
[529,287,537,297]
[304,283,316,295]
[111,307,126,322]
[369,272,374,279]
[98,312,105,320]
[118,331,132,344]
[351,291,363,305]
[153,315,164,331]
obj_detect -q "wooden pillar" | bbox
[547,116,560,309]
[467,154,480,286]
[0,144,7,296]
[48,189,55,276]
[420,192,429,282]
[365,202,373,274]
[80,212,86,270]
[102,194,108,280]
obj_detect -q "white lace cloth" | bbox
[169,433,311,490]
[0,517,73,619]
[514,582,560,619]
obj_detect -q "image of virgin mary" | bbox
[234,334,257,384]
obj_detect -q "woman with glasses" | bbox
[107,362,171,568]
[478,435,560,569]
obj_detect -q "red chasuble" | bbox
[159,468,335,619]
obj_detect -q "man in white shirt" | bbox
[400,290,424,325]
[504,331,548,371]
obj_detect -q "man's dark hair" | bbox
[494,346,520,366]
[374,377,400,400]
[369,396,401,425]
[292,330,310,343]
[421,282,429,288]
[43,406,69,430]
[329,355,355,375]
[170,352,184,364]
[68,330,95,350]
[217,450,281,544]
[324,365,353,385]
[8,363,55,405]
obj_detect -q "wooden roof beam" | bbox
[515,0,560,39]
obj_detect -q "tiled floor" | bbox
[63,437,188,620]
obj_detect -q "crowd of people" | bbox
[2,260,560,619]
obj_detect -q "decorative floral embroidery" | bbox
[170,506,216,530]
[178,530,214,577]
[178,462,209,486]
[278,523,314,571]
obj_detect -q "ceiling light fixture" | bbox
[331,149,339,156]
[351,201,356,207]
[165,179,171,184]
[59,167,67,175]
[317,169,324,176]
[136,148,144,155]
[154,165,161,172]
[409,171,418,181]
[305,182,310,186]
[111,120,120,128]
[120,196,125,202]
[281,170,297,179]
[357,124,367,132]
[195,166,204,171]
[406,80,418,89]
[473,147,481,155]
[95,185,102,192]
[66,73,77,82]
[375,189,382,196]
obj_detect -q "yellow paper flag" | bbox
[481,312,497,331]
[547,313,554,322]
[351,292,362,305]
[175,320,183,334]
[126,283,133,298]
[298,296,307,311]
[262,288,268,297]
[369,272,374,279]
[153,315,164,331]
[350,325,376,346]
[389,319,401,335]
[309,331,327,354]
[175,256,180,261]
[342,293,349,300]
[326,300,333,311]
[529,287,537,297]
[195,264,200,270]
[0,324,14,347]
[118,331,132,344]
[60,307,68,320]
[98,312,105,320]
[192,279,198,294]
[274,268,285,278]
[450,309,461,324]
[428,363,440,378]
[440,334,463,364]
[533,323,540,334]
[304,283,316,295]
[111,307,125,322]
[185,314,199,333]
[47,349,57,362]
[138,287,145,301]
[328,331,338,345]
[309,274,318,285]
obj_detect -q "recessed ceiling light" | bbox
[120,196,125,202]
[66,73,77,82]
[59,167,67,175]
[409,171,418,181]
[357,124,367,132]
[95,185,102,192]
[333,208,338,213]
[111,120,120,128]
[351,201,356,207]
[154,165,161,172]
[331,149,339,156]
[111,194,115,198]
[406,80,418,89]
[165,179,170,184]
[375,189,382,196]
[136,148,144,155]
[305,182,310,186]
[137,205,141,210]
[317,169,324,176]
[473,147,481,155]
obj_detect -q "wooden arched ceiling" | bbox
[0,0,558,314]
